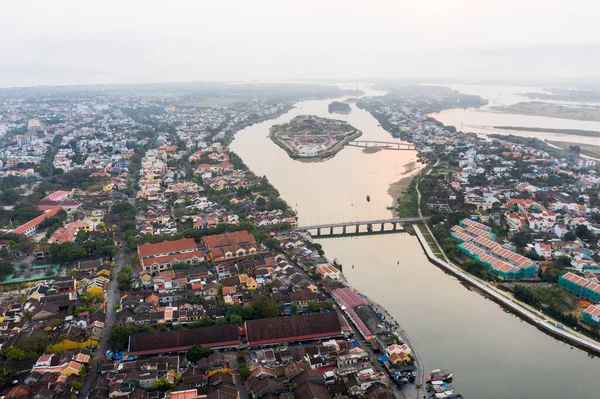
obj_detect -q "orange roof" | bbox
[167,389,199,399]
[13,206,61,235]
[203,231,256,251]
[142,249,206,268]
[138,238,198,258]
[583,304,600,318]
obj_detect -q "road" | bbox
[415,158,450,263]
[78,246,127,399]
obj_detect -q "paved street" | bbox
[78,246,127,399]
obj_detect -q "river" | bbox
[229,85,599,399]
[430,84,600,146]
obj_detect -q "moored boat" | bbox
[426,369,453,383]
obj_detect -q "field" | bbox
[494,126,600,137]
[178,97,240,107]
[547,140,600,159]
[492,101,600,122]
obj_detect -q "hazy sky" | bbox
[1,0,599,87]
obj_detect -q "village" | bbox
[359,86,600,342]
[0,85,425,399]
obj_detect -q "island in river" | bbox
[328,100,352,114]
[269,114,361,160]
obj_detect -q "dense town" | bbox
[1,81,600,399]
[0,84,430,399]
[359,84,600,341]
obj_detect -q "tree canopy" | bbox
[185,344,213,363]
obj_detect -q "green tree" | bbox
[5,347,25,361]
[563,230,577,241]
[512,230,532,248]
[186,344,213,363]
[239,366,251,380]
[70,381,83,392]
[0,261,14,281]
[117,267,133,291]
[153,378,172,391]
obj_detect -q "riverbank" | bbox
[387,161,422,215]
[493,125,600,137]
[491,102,600,122]
[413,224,600,356]
[547,140,600,159]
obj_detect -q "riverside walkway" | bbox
[413,225,600,356]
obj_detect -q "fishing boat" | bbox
[427,369,453,383]
[386,205,394,210]
[366,195,371,202]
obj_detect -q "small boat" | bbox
[386,205,394,210]
[366,195,371,202]
[427,369,453,383]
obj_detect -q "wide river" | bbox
[230,86,599,399]
[430,84,600,146]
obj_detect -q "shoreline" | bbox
[387,161,421,215]
[413,224,600,357]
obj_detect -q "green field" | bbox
[179,97,240,107]
[548,140,600,158]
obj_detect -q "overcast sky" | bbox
[1,0,599,87]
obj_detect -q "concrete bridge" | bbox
[294,217,428,237]
[346,140,416,150]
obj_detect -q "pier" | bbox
[346,140,416,150]
[294,217,428,237]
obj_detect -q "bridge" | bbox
[346,140,416,150]
[294,217,428,237]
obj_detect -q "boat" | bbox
[386,205,394,210]
[366,195,371,202]
[427,369,453,383]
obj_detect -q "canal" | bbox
[229,86,599,399]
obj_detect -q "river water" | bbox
[230,86,599,399]
[430,84,600,146]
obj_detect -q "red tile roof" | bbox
[245,312,342,346]
[128,325,239,355]
[12,206,61,235]
[138,238,198,258]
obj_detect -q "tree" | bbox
[153,378,172,391]
[512,230,532,248]
[229,314,243,325]
[97,222,106,231]
[563,230,577,242]
[186,344,213,363]
[117,267,133,291]
[239,366,251,380]
[70,381,83,392]
[5,347,25,361]
[109,326,134,350]
[0,261,14,281]
[575,225,594,241]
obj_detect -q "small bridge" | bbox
[347,140,416,150]
[294,217,428,237]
